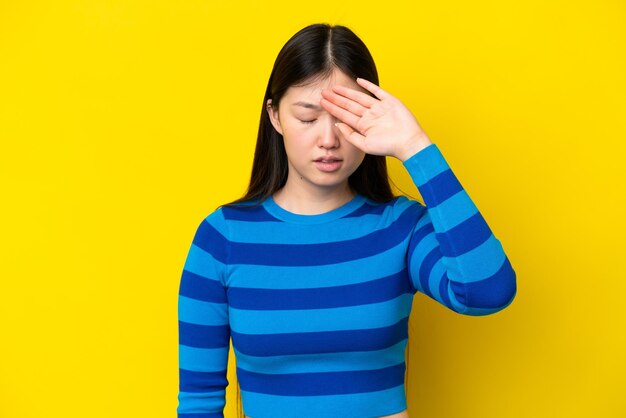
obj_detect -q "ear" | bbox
[266,99,284,136]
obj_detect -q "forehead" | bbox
[283,69,367,104]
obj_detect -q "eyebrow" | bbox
[291,101,323,111]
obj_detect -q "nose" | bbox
[318,116,340,149]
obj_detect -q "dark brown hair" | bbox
[222,23,399,208]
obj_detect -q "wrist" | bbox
[397,135,433,162]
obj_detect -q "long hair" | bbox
[223,23,398,208]
[228,23,417,417]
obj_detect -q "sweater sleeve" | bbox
[402,143,517,316]
[177,209,231,417]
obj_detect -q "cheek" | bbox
[284,126,316,149]
[282,120,309,139]
[342,141,366,161]
[351,153,366,169]
[282,134,310,161]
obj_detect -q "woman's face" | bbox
[266,68,367,194]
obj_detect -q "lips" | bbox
[314,158,343,172]
[314,156,342,162]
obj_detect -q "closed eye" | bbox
[299,119,317,124]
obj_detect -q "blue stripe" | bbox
[418,169,463,207]
[227,269,412,310]
[230,294,413,334]
[225,199,420,244]
[406,217,437,294]
[233,339,408,374]
[437,211,492,257]
[183,245,225,283]
[407,219,435,263]
[342,199,394,218]
[179,368,228,393]
[178,296,228,326]
[449,280,467,305]
[437,274,456,311]
[179,270,226,303]
[228,204,421,266]
[240,385,406,418]
[227,213,404,244]
[418,247,441,298]
[229,244,407,289]
[179,345,230,372]
[222,203,280,222]
[446,234,509,282]
[237,362,406,396]
[449,256,517,308]
[231,317,409,356]
[448,287,516,316]
[193,221,229,264]
[178,413,223,418]
[177,390,226,417]
[428,189,478,230]
[401,143,448,187]
[179,321,230,349]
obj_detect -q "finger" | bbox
[320,89,367,117]
[335,122,369,152]
[319,97,360,129]
[329,84,379,109]
[356,77,392,101]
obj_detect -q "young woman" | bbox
[177,23,517,418]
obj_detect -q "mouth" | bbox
[313,158,343,172]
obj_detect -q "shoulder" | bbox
[349,195,425,226]
[188,206,231,247]
[219,200,277,222]
[386,195,426,217]
[195,199,275,237]
[390,194,424,210]
[347,194,424,213]
[382,195,427,228]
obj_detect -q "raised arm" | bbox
[319,77,516,316]
[402,143,517,315]
[177,210,231,417]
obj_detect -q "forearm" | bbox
[403,143,517,315]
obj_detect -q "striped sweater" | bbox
[177,143,517,418]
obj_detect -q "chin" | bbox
[314,180,350,189]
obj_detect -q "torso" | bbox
[231,198,413,418]
[244,410,409,418]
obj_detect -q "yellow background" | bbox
[1,1,624,417]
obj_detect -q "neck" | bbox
[272,180,356,215]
